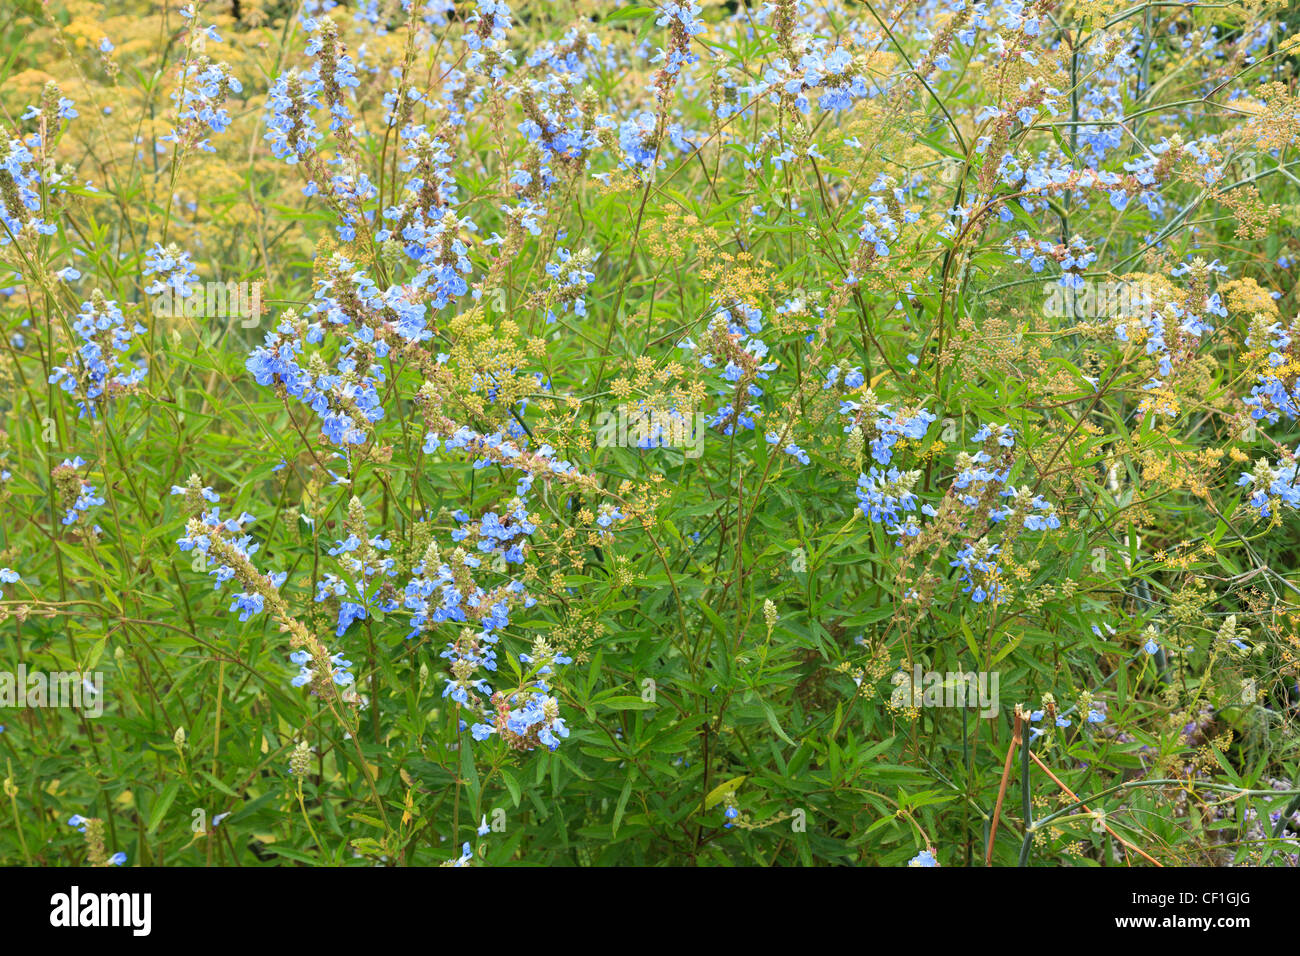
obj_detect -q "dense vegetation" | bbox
[2,0,1300,867]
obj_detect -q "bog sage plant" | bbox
[1,0,1299,867]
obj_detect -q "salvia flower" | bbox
[48,292,148,419]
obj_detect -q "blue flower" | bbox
[229,592,265,622]
[450,842,474,867]
[48,296,148,419]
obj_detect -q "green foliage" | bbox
[1,0,1299,868]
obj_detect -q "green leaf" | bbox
[612,772,634,836]
[147,781,181,835]
[704,776,747,811]
[499,767,522,809]
[762,701,796,746]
